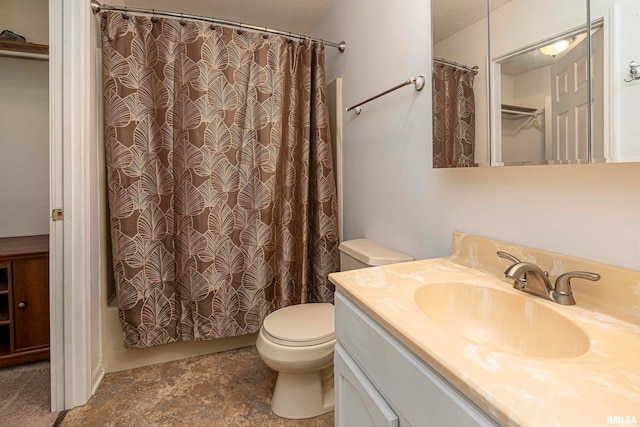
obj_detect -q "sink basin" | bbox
[414,282,590,358]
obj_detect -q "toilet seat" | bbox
[262,303,335,347]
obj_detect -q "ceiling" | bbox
[500,32,588,76]
[431,0,513,44]
[114,1,513,46]
[120,0,336,34]
[112,1,510,46]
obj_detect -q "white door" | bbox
[49,0,65,410]
[50,0,103,411]
[551,35,591,163]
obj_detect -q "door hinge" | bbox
[52,208,64,222]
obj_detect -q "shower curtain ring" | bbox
[263,27,269,39]
[287,32,292,43]
[122,7,130,19]
[179,13,187,26]
[151,9,158,23]
[237,23,243,35]
[209,19,216,31]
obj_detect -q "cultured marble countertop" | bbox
[329,257,640,427]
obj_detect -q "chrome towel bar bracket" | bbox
[624,61,640,82]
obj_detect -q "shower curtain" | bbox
[101,12,339,349]
[432,63,476,168]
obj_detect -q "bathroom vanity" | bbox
[334,292,497,426]
[329,233,640,426]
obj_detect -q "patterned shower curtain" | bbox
[101,12,339,349]
[432,63,476,168]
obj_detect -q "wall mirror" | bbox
[432,0,640,167]
[489,0,589,166]
[490,27,597,165]
[489,0,640,166]
[431,0,493,168]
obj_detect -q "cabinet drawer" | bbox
[335,344,399,427]
[335,291,499,427]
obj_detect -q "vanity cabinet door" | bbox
[335,344,399,427]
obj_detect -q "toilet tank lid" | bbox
[339,239,413,266]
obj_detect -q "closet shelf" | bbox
[0,40,49,61]
[501,104,539,120]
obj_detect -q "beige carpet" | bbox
[0,360,59,427]
[62,346,333,427]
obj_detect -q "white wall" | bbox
[0,0,49,44]
[313,0,640,272]
[502,117,545,164]
[502,66,550,164]
[513,66,551,110]
[0,0,49,238]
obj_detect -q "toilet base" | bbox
[271,366,334,419]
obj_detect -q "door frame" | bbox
[49,0,104,411]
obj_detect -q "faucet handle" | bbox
[555,271,601,294]
[497,251,527,290]
[497,251,521,264]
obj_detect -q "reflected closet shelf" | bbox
[501,104,539,119]
[0,40,49,61]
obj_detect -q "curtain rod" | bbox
[433,57,479,75]
[90,0,346,53]
[346,75,425,115]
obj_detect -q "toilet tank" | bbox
[339,239,413,271]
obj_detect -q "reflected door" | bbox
[550,37,590,163]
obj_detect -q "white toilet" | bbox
[256,239,413,419]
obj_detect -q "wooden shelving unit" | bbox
[0,262,11,356]
[0,40,48,61]
[0,236,50,366]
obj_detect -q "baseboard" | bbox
[91,359,105,396]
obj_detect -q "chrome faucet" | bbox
[497,251,526,290]
[497,251,600,305]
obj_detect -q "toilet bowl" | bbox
[256,239,413,419]
[256,303,335,419]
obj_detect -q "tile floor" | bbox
[61,346,334,427]
[0,360,60,427]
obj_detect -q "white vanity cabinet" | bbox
[334,291,499,427]
[335,344,399,426]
